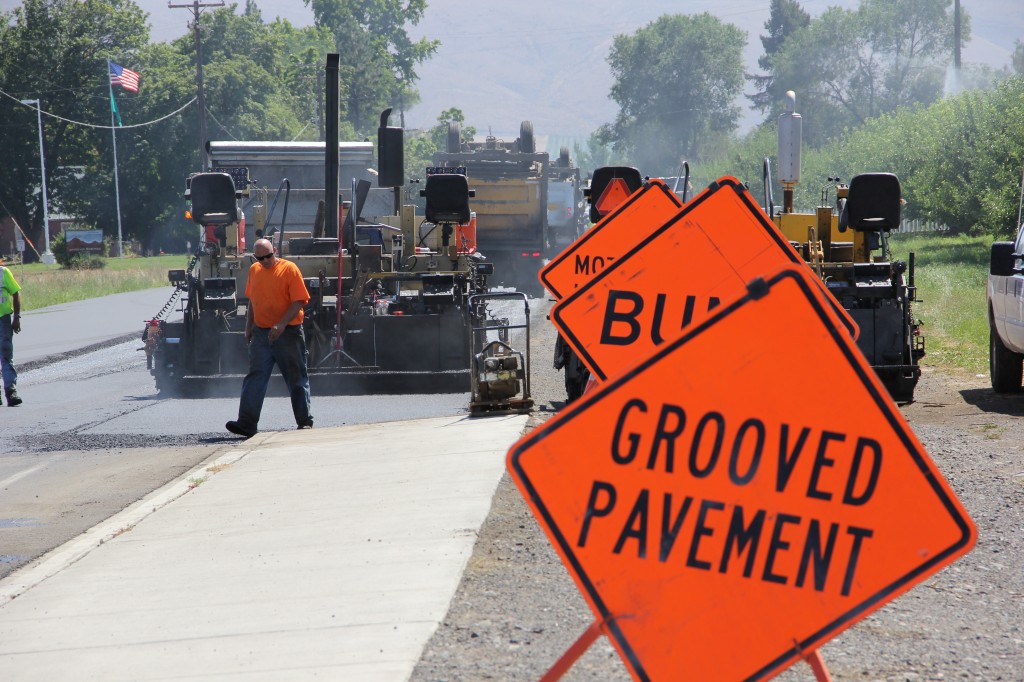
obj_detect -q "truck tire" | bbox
[446,122,461,153]
[990,322,1023,393]
[519,120,534,153]
[557,146,570,167]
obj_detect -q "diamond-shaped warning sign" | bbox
[509,266,975,681]
[552,176,856,382]
[540,179,684,300]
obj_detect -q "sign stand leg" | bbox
[539,619,604,682]
[803,648,833,682]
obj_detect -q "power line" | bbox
[0,89,197,130]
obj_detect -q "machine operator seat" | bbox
[838,172,902,233]
[422,173,471,225]
[188,172,240,226]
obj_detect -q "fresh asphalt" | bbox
[0,287,530,681]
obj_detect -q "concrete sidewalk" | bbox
[0,413,528,681]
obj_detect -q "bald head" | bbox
[253,239,277,266]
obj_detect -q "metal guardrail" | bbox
[788,208,949,235]
[895,219,950,234]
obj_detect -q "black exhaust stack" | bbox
[378,107,405,215]
[325,53,340,239]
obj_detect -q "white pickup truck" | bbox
[988,228,1024,391]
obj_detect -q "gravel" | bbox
[411,299,1024,681]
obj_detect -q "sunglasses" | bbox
[254,252,274,262]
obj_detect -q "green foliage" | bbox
[429,108,476,150]
[573,130,620,179]
[68,253,107,270]
[0,0,148,262]
[763,0,965,145]
[15,254,186,311]
[0,2,361,260]
[50,230,69,267]
[307,0,438,134]
[890,233,989,373]
[402,108,477,183]
[404,128,436,182]
[749,0,811,115]
[708,77,1024,236]
[604,13,746,174]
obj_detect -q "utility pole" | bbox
[954,0,962,70]
[19,99,55,264]
[169,0,224,171]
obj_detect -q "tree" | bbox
[572,130,618,178]
[0,0,148,260]
[603,13,746,174]
[1012,39,1024,75]
[749,0,811,117]
[768,0,969,145]
[305,0,439,134]
[428,108,475,149]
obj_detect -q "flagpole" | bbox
[107,59,125,258]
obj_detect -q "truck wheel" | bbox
[446,122,461,153]
[990,323,1023,393]
[519,120,534,153]
[558,146,570,167]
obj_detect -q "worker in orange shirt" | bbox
[226,239,312,437]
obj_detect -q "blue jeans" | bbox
[236,325,312,430]
[0,314,16,392]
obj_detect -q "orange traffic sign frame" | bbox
[551,176,857,382]
[509,265,976,681]
[540,178,684,300]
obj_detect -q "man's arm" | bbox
[268,300,304,342]
[244,303,254,343]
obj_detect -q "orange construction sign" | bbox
[508,265,976,681]
[551,176,856,382]
[540,179,684,300]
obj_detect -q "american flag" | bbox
[109,62,140,93]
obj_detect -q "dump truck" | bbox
[142,56,529,400]
[765,91,924,402]
[431,121,584,294]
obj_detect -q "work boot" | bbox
[6,386,21,407]
[225,420,256,438]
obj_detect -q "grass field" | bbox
[890,232,989,376]
[4,254,186,312]
[2,237,993,375]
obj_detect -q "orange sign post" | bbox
[540,179,684,300]
[510,266,976,681]
[551,177,856,382]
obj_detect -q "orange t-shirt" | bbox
[246,258,309,328]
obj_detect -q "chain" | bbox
[150,252,200,322]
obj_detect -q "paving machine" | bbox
[765,91,924,402]
[143,55,498,396]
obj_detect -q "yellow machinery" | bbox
[765,92,924,402]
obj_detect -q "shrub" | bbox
[51,231,70,267]
[68,254,106,270]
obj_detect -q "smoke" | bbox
[944,64,962,97]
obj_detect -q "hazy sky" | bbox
[3,0,1019,139]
